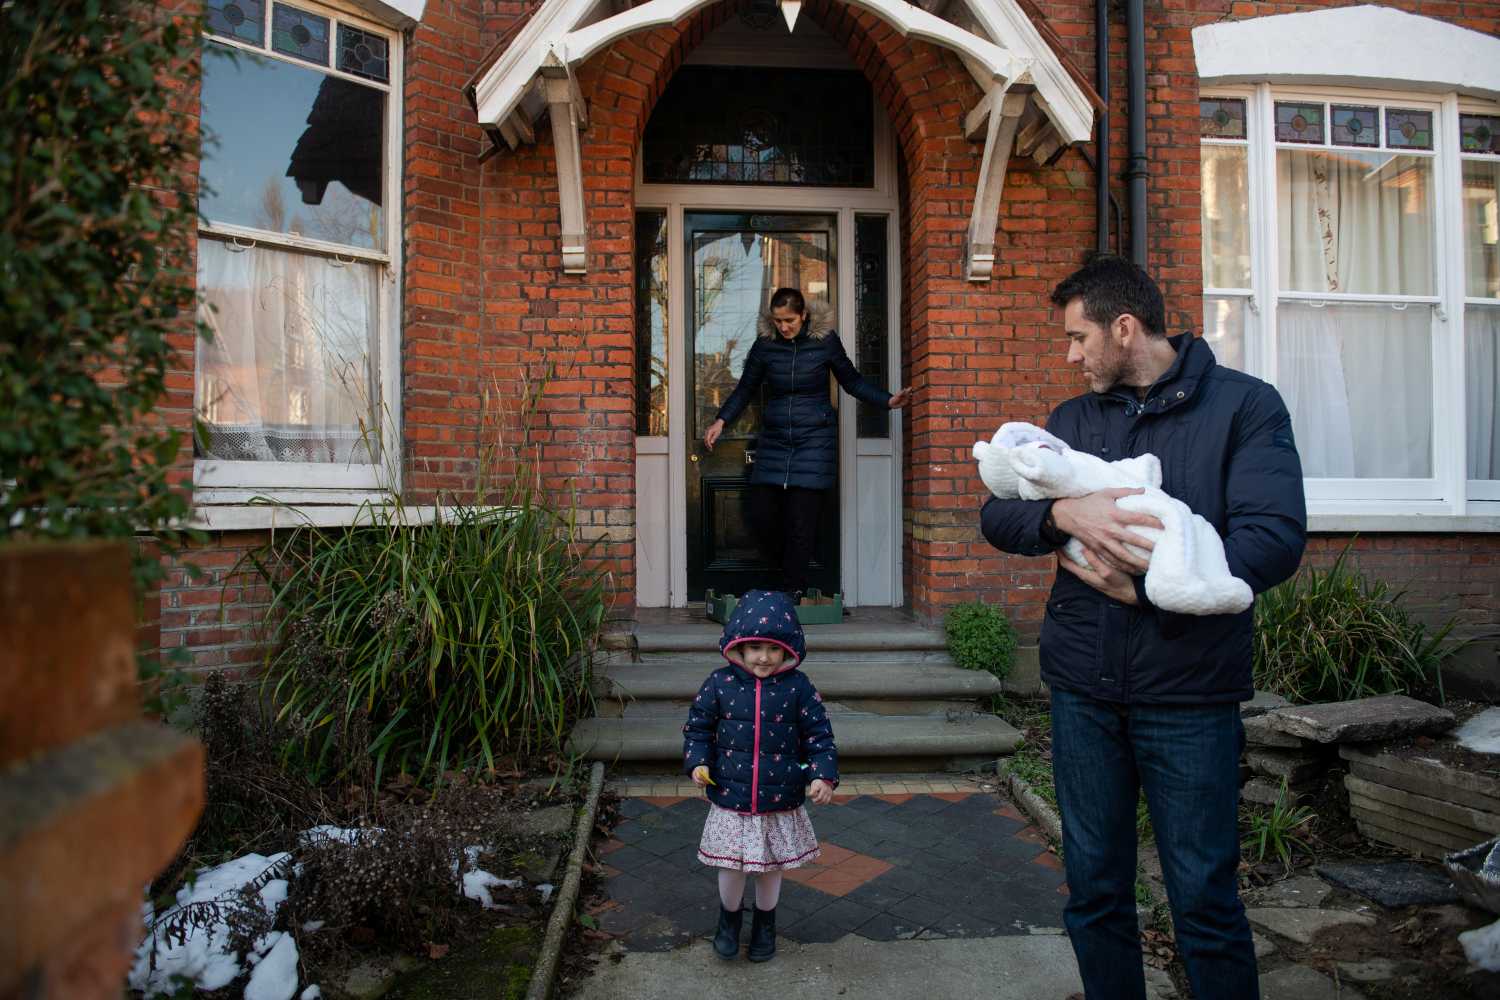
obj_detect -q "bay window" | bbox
[1200,87,1500,516]
[194,0,401,501]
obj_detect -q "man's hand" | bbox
[1057,548,1140,605]
[1051,490,1162,574]
[807,779,834,805]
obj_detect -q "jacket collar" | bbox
[1100,333,1215,414]
[757,299,835,341]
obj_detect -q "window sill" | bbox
[1308,511,1500,533]
[191,502,443,531]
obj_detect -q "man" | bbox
[981,254,1306,999]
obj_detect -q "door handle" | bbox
[690,453,700,463]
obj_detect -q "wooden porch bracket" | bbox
[541,59,590,274]
[964,87,1027,282]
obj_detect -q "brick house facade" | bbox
[158,0,1500,683]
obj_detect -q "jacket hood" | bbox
[719,589,806,672]
[757,298,835,341]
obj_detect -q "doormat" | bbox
[704,589,844,625]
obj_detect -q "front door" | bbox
[685,211,839,600]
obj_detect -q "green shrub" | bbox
[0,1,203,588]
[1253,545,1459,704]
[245,459,609,785]
[1241,780,1315,871]
[944,601,1018,681]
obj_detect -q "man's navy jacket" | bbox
[980,334,1307,704]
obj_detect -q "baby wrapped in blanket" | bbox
[973,422,1252,616]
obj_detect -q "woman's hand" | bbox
[887,386,914,409]
[691,765,713,788]
[807,779,834,805]
[703,419,725,450]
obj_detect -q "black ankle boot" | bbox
[747,906,777,962]
[713,905,743,959]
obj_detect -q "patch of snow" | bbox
[244,931,299,1000]
[1455,708,1500,755]
[129,853,292,997]
[298,825,381,847]
[537,883,556,905]
[462,869,521,909]
[301,920,326,933]
[300,988,322,1000]
[1460,917,1500,972]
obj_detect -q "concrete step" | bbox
[632,622,950,654]
[593,660,1003,717]
[566,712,1022,772]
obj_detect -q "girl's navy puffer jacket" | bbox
[682,590,839,814]
[715,301,892,491]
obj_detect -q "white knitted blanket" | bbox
[973,422,1252,616]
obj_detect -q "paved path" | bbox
[571,779,1176,999]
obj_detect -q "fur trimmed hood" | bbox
[757,298,835,340]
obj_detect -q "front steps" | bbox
[567,619,1034,773]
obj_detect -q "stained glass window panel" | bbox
[271,3,330,65]
[643,67,874,187]
[855,214,889,439]
[1331,105,1378,148]
[1275,102,1324,144]
[199,43,384,249]
[207,0,264,45]
[635,212,669,436]
[337,24,389,83]
[1200,98,1247,140]
[1462,114,1500,155]
[1386,108,1433,151]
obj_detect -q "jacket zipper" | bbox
[750,677,763,814]
[784,339,799,488]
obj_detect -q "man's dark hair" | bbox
[1050,253,1165,337]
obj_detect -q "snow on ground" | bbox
[1461,917,1500,972]
[129,852,293,997]
[1456,707,1500,755]
[133,828,533,997]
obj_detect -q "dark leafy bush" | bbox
[0,0,202,588]
[1253,545,1461,704]
[944,601,1018,681]
[245,435,610,784]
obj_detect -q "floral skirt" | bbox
[697,802,821,872]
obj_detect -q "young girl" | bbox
[683,589,838,962]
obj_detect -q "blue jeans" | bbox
[1050,687,1258,1000]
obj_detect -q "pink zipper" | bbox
[750,678,763,815]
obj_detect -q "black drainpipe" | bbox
[1126,0,1148,267]
[1095,0,1110,255]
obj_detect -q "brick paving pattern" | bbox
[591,785,1069,951]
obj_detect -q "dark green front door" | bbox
[685,211,840,600]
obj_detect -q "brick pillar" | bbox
[0,542,204,1000]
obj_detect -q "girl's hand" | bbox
[807,779,834,805]
[691,765,713,787]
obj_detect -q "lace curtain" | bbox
[196,239,379,464]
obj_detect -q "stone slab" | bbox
[1348,792,1489,845]
[1245,907,1374,944]
[1252,932,1276,959]
[1316,861,1459,908]
[1241,690,1291,719]
[1243,713,1309,748]
[1345,774,1500,836]
[1242,876,1332,909]
[1354,816,1471,859]
[1259,964,1367,1000]
[1336,959,1401,983]
[1264,695,1454,744]
[1345,756,1500,815]
[1246,748,1327,785]
[1241,777,1295,808]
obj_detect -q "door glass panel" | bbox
[855,214,890,438]
[634,211,668,435]
[691,222,832,438]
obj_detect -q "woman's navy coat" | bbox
[682,590,839,814]
[980,335,1307,705]
[715,301,891,491]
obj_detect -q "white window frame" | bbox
[1200,83,1500,526]
[1460,101,1500,502]
[193,0,404,515]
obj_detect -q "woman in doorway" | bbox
[702,287,911,600]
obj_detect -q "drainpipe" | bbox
[1126,0,1148,268]
[1095,0,1110,255]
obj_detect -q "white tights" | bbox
[717,869,784,911]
